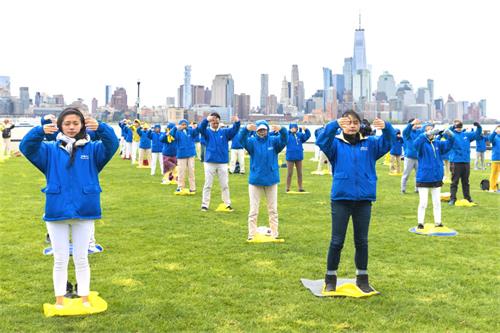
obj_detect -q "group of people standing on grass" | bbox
[19,106,500,307]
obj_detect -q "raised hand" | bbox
[43,123,58,135]
[271,125,281,132]
[85,117,99,131]
[231,115,239,122]
[372,118,386,130]
[247,124,256,131]
[337,116,351,129]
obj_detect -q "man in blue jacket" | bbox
[170,119,199,193]
[401,118,422,193]
[448,120,482,205]
[286,123,311,192]
[199,113,240,211]
[474,130,487,170]
[390,129,404,174]
[239,120,288,240]
[148,124,164,175]
[229,131,246,174]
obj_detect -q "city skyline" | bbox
[1,0,498,119]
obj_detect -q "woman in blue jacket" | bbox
[160,123,178,184]
[148,124,164,176]
[474,131,487,170]
[389,129,404,174]
[136,124,152,167]
[169,120,199,192]
[413,124,454,229]
[20,107,118,309]
[239,120,288,240]
[285,123,311,192]
[316,110,395,294]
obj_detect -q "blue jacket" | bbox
[314,127,324,142]
[160,132,177,157]
[317,120,396,201]
[286,128,311,161]
[390,135,404,156]
[448,125,482,163]
[239,125,288,186]
[489,131,500,161]
[231,132,244,149]
[118,121,127,138]
[123,125,133,142]
[475,135,487,153]
[402,123,422,159]
[199,118,240,164]
[169,126,199,159]
[20,123,119,222]
[413,133,454,183]
[136,127,152,149]
[148,130,163,153]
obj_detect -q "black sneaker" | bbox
[247,236,253,241]
[356,275,375,293]
[417,224,424,229]
[401,189,406,194]
[64,281,74,298]
[324,274,337,292]
[45,233,51,244]
[226,206,234,212]
[299,189,306,192]
[201,206,208,212]
[435,224,444,228]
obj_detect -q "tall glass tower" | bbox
[353,14,367,72]
[183,65,192,109]
[322,67,332,112]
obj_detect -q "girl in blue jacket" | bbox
[285,123,311,192]
[160,123,178,184]
[148,124,164,175]
[413,124,455,229]
[316,110,395,294]
[20,107,118,309]
[239,120,288,240]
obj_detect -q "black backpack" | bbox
[480,179,490,191]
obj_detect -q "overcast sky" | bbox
[2,0,499,119]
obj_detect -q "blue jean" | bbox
[326,200,372,271]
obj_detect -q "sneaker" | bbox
[175,188,182,192]
[324,274,337,292]
[286,189,290,193]
[299,189,306,192]
[435,224,444,228]
[247,236,254,241]
[225,205,234,212]
[417,224,424,229]
[201,206,208,212]
[45,233,51,244]
[189,189,196,193]
[448,200,456,206]
[401,189,406,194]
[356,275,375,293]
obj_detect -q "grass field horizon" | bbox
[1,152,499,332]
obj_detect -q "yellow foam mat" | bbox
[215,203,234,212]
[440,192,451,202]
[286,191,310,194]
[388,172,402,176]
[174,189,196,196]
[161,180,178,185]
[247,233,284,243]
[311,170,331,175]
[136,165,151,169]
[43,291,107,317]
[301,278,379,298]
[409,224,458,236]
[454,199,477,207]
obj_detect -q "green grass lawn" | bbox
[0,152,499,332]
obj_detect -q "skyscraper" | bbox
[91,98,98,114]
[183,65,192,109]
[19,87,30,114]
[297,81,305,112]
[192,85,205,105]
[105,85,112,105]
[0,76,10,97]
[323,67,333,112]
[260,74,269,110]
[427,79,434,102]
[210,74,234,108]
[351,16,371,103]
[234,93,250,119]
[166,97,175,107]
[332,74,345,102]
[35,92,41,107]
[377,71,396,101]
[110,87,128,112]
[343,58,353,93]
[280,76,290,105]
[267,95,278,114]
[291,65,300,108]
[353,14,367,72]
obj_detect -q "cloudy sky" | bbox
[2,0,499,119]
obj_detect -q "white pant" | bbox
[46,220,93,297]
[317,151,331,172]
[178,157,196,191]
[229,149,245,173]
[248,184,278,238]
[125,142,132,159]
[314,145,320,160]
[202,163,231,208]
[401,157,418,191]
[151,152,164,175]
[417,187,442,226]
[131,141,139,164]
[119,137,125,156]
[3,138,11,156]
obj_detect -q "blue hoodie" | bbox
[239,121,288,186]
[148,126,163,153]
[136,127,152,149]
[448,125,482,163]
[413,132,454,183]
[169,120,199,158]
[390,131,404,156]
[20,123,119,221]
[402,123,422,159]
[489,130,500,161]
[475,134,487,153]
[316,120,396,201]
[160,123,177,157]
[199,118,240,164]
[286,124,311,161]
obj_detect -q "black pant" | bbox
[450,162,471,201]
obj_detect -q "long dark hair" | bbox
[341,110,362,123]
[57,107,87,166]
